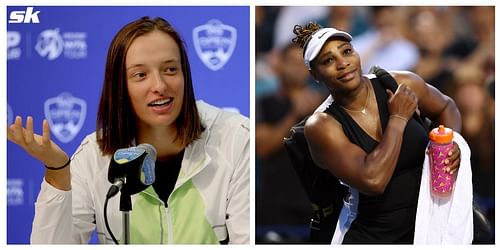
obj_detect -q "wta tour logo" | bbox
[44,92,87,143]
[35,28,87,60]
[192,19,237,71]
[35,28,64,60]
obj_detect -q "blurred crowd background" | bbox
[255,6,494,243]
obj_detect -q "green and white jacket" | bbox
[31,101,249,244]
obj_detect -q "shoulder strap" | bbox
[368,65,431,131]
[368,65,397,92]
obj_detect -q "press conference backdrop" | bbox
[7,6,249,244]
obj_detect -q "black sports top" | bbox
[325,76,429,243]
[152,150,184,207]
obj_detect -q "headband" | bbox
[303,28,352,70]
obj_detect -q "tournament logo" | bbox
[44,92,87,143]
[7,178,24,206]
[35,28,64,60]
[7,31,22,60]
[7,103,13,125]
[193,19,237,71]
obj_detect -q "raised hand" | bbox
[7,116,69,170]
[386,83,418,120]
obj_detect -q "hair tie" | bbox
[45,158,71,171]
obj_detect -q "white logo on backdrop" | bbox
[7,103,13,125]
[7,31,22,60]
[193,19,237,71]
[7,179,24,206]
[44,92,87,143]
[35,29,88,60]
[35,29,63,60]
[62,32,87,59]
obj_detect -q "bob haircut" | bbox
[97,16,204,155]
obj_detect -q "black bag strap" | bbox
[369,65,398,92]
[368,65,431,132]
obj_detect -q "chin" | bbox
[158,116,178,126]
[141,115,176,128]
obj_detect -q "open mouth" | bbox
[148,97,173,107]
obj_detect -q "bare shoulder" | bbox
[303,111,363,173]
[304,112,342,138]
[305,112,334,128]
[389,70,428,96]
[390,70,426,88]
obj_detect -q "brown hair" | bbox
[292,21,323,50]
[96,16,204,155]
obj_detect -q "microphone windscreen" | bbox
[137,143,157,185]
[137,143,157,160]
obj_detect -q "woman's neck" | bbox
[136,125,185,161]
[333,76,370,110]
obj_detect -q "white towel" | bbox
[331,187,358,244]
[414,132,473,244]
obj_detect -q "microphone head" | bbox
[108,143,157,195]
[136,143,157,186]
[137,143,157,160]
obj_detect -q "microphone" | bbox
[106,143,157,198]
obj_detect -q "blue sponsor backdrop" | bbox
[7,6,249,244]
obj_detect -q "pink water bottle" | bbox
[429,125,455,197]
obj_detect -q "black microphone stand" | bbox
[106,149,153,244]
[119,183,132,244]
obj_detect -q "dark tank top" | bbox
[325,76,429,243]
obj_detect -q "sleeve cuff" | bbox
[35,178,71,204]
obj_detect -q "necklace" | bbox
[341,83,370,115]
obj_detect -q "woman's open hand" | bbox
[7,116,69,169]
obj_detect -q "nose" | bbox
[336,57,350,70]
[151,71,167,95]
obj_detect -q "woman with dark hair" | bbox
[291,22,467,243]
[7,17,249,244]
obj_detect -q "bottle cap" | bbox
[429,125,454,144]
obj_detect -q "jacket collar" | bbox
[141,101,219,201]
